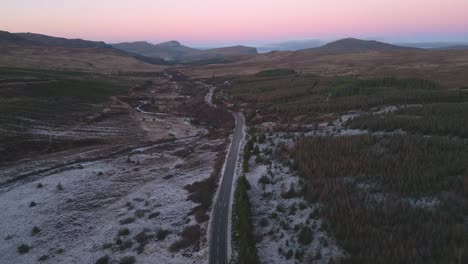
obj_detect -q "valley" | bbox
[0,30,467,264]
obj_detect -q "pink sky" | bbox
[2,0,468,46]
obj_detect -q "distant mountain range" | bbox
[303,38,421,53]
[257,39,468,52]
[257,39,324,52]
[15,32,112,49]
[111,41,257,62]
[3,29,468,68]
[395,41,468,49]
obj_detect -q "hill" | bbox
[311,38,420,53]
[0,30,35,45]
[112,41,197,61]
[112,41,257,62]
[433,45,468,50]
[14,32,112,49]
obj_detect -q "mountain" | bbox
[395,41,468,49]
[0,30,35,45]
[14,32,112,49]
[0,30,168,70]
[310,38,420,53]
[257,39,324,52]
[203,45,257,56]
[112,41,197,61]
[112,41,257,62]
[432,45,468,50]
[0,30,169,66]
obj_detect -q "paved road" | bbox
[207,86,245,264]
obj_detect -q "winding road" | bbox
[206,85,245,264]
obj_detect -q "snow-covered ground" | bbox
[0,135,223,264]
[244,133,345,264]
[0,74,226,264]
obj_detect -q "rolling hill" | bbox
[0,30,164,72]
[112,40,257,62]
[309,38,421,53]
[14,32,112,49]
[0,30,35,45]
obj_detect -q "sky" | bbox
[2,0,468,47]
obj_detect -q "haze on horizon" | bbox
[2,0,468,47]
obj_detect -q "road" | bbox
[206,85,245,264]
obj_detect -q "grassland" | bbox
[0,67,133,163]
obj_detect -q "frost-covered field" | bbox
[0,135,224,264]
[0,74,228,264]
[244,133,344,264]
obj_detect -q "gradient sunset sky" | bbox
[2,0,468,46]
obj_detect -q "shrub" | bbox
[298,227,313,245]
[118,228,130,236]
[17,244,30,254]
[119,256,136,264]
[119,217,135,225]
[169,225,201,252]
[157,229,170,241]
[95,255,109,264]
[37,183,43,188]
[56,182,64,191]
[259,217,269,227]
[148,212,160,219]
[276,204,285,213]
[258,175,271,185]
[281,183,300,199]
[31,226,41,235]
[38,255,49,261]
[29,201,37,207]
[118,240,133,251]
[134,209,146,218]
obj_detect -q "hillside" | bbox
[203,45,257,56]
[0,31,168,70]
[0,30,34,45]
[112,41,198,61]
[311,38,420,53]
[14,32,112,49]
[112,41,257,62]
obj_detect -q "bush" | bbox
[118,240,133,251]
[29,201,37,207]
[148,212,160,219]
[17,244,30,254]
[56,182,64,191]
[281,183,300,199]
[38,255,49,261]
[259,217,269,227]
[95,255,109,264]
[157,229,170,241]
[298,227,313,245]
[169,225,201,252]
[185,151,226,223]
[31,226,41,235]
[119,217,135,225]
[118,228,130,236]
[258,175,271,185]
[119,256,136,264]
[134,209,146,218]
